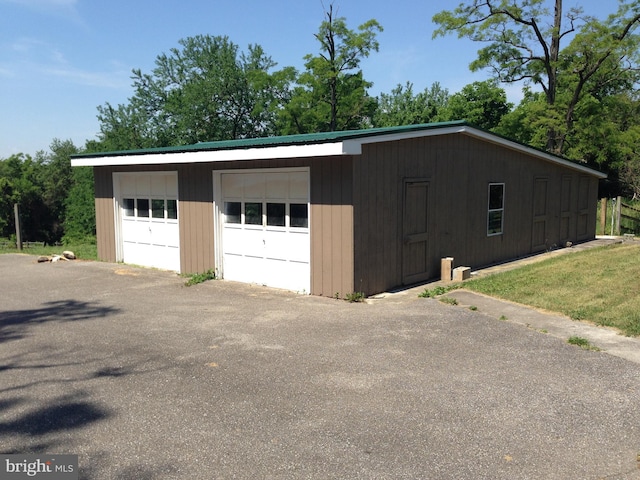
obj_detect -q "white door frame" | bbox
[212,167,310,284]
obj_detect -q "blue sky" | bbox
[0,0,618,158]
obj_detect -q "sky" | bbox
[0,0,619,158]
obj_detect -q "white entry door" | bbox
[220,169,310,292]
[115,172,180,272]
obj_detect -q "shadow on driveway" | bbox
[0,299,121,343]
[0,392,111,456]
[0,393,110,436]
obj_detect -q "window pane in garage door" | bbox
[267,203,285,226]
[123,198,135,217]
[137,199,149,217]
[152,199,165,218]
[224,202,241,224]
[290,204,308,228]
[245,203,262,225]
[167,200,178,220]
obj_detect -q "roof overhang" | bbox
[71,124,607,179]
[71,141,351,167]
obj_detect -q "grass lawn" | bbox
[0,241,97,261]
[462,242,640,336]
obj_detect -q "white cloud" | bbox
[0,66,15,77]
[43,65,130,89]
[2,36,130,89]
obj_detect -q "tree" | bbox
[38,139,79,241]
[0,140,87,244]
[438,80,511,130]
[373,82,449,128]
[493,88,547,145]
[63,165,95,243]
[0,153,48,242]
[280,4,382,133]
[433,0,640,154]
[95,35,293,150]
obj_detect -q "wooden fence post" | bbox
[14,203,23,250]
[615,196,622,235]
[600,198,607,235]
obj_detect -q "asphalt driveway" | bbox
[1,254,639,479]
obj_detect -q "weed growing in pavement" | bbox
[439,296,458,306]
[184,269,217,286]
[345,292,366,303]
[418,285,459,298]
[567,336,601,351]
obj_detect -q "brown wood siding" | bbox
[353,134,601,296]
[309,156,354,297]
[94,167,116,263]
[178,163,214,274]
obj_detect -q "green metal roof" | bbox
[72,120,470,159]
[70,120,606,179]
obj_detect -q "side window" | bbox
[487,183,505,236]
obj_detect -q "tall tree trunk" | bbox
[546,0,563,153]
[326,5,338,132]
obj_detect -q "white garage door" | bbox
[221,170,310,293]
[115,172,180,272]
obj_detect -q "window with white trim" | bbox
[487,183,505,236]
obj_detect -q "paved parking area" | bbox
[1,254,640,479]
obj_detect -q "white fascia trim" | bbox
[71,141,348,167]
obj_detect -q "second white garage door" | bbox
[220,169,310,293]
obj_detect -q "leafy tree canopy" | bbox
[95,35,294,150]
[0,140,92,244]
[438,80,512,130]
[279,4,382,134]
[433,0,640,153]
[373,82,449,128]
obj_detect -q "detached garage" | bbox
[72,121,606,297]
